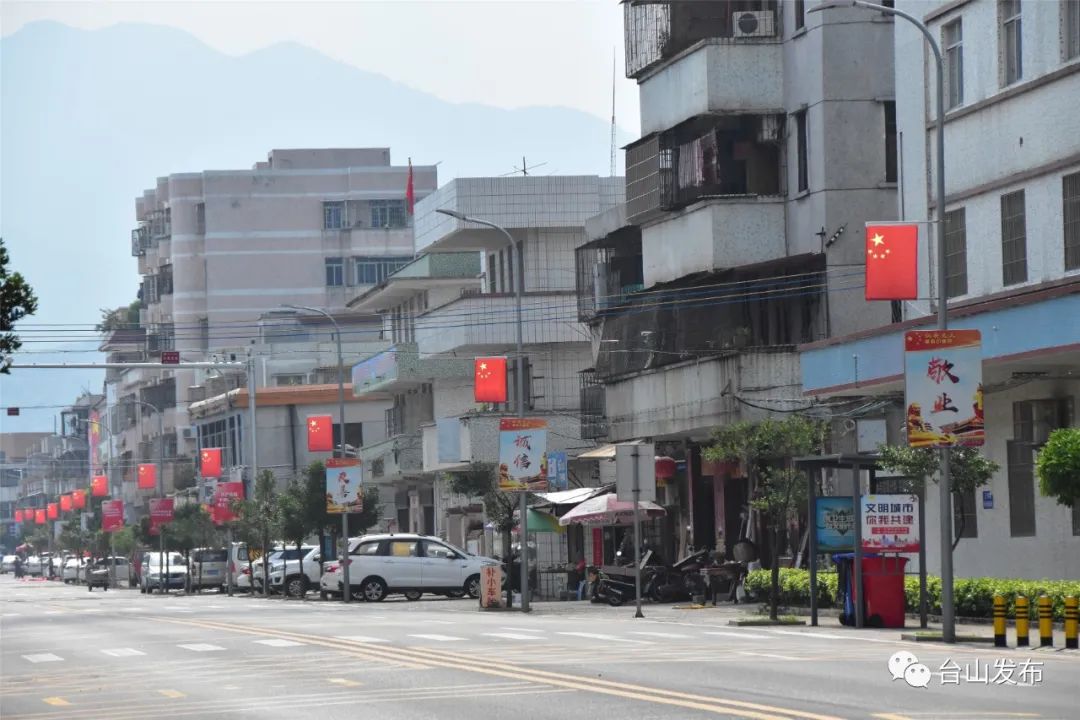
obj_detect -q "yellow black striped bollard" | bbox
[1038,595,1053,648]
[993,594,1007,648]
[1015,595,1029,647]
[1066,596,1078,650]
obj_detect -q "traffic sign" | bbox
[161,351,180,365]
[6,407,19,416]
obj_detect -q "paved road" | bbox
[1,575,1075,720]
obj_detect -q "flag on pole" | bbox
[73,489,87,509]
[474,357,508,403]
[60,494,73,512]
[91,475,108,497]
[307,415,334,452]
[137,463,157,490]
[14,509,23,523]
[35,509,46,524]
[865,223,918,300]
[200,448,222,478]
[406,157,415,215]
[47,503,58,520]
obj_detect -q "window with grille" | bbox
[353,256,412,286]
[274,374,305,386]
[884,101,897,183]
[952,488,979,538]
[944,208,968,298]
[794,110,808,193]
[323,201,344,230]
[944,19,964,108]
[1064,171,1080,271]
[195,202,206,234]
[794,0,806,31]
[325,257,344,287]
[1001,0,1023,85]
[1000,189,1028,285]
[370,199,407,228]
[1009,397,1074,537]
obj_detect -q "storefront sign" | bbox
[548,451,568,491]
[480,565,504,609]
[497,418,548,492]
[326,457,363,514]
[861,494,920,553]
[815,497,855,552]
[904,330,984,448]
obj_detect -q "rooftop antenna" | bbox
[610,46,617,177]
[501,156,547,176]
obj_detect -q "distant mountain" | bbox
[0,21,633,431]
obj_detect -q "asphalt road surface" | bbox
[1,575,1076,720]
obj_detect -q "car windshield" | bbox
[194,549,227,562]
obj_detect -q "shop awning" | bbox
[533,486,609,507]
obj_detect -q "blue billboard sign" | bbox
[816,497,855,552]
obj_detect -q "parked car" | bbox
[24,555,43,576]
[228,542,253,592]
[189,548,228,592]
[62,557,88,584]
[140,551,188,593]
[319,537,362,600]
[1,555,18,573]
[264,546,321,597]
[344,534,498,602]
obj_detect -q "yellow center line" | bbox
[148,615,844,720]
[42,697,70,707]
[158,689,185,699]
[328,678,362,687]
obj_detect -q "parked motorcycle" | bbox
[589,567,639,607]
[645,548,712,603]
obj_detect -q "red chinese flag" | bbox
[307,415,334,452]
[47,503,58,520]
[35,509,46,524]
[14,509,23,523]
[60,494,73,513]
[137,463,157,490]
[91,475,108,497]
[406,158,415,215]
[865,223,918,300]
[474,357,508,403]
[73,489,87,509]
[200,448,222,479]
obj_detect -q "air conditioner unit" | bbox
[732,11,776,38]
[180,427,195,441]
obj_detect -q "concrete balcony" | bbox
[350,342,472,397]
[602,349,800,441]
[641,197,785,286]
[414,292,583,356]
[361,432,424,483]
[421,411,583,473]
[638,41,783,136]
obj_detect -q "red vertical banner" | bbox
[591,527,603,567]
[149,498,175,534]
[406,157,415,215]
[200,448,222,478]
[72,489,87,509]
[137,463,157,490]
[306,415,334,452]
[212,481,245,524]
[14,509,23,523]
[91,475,108,497]
[47,503,58,520]
[865,223,919,300]
[35,509,46,524]
[102,500,124,532]
[60,494,73,512]
[474,357,508,403]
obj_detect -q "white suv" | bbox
[264,546,321,598]
[345,534,498,602]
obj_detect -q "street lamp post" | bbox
[283,304,351,603]
[436,208,530,612]
[810,0,953,642]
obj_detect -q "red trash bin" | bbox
[859,556,908,628]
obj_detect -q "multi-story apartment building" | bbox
[800,0,1080,579]
[578,1,898,557]
[347,176,623,551]
[1,432,51,547]
[110,148,436,505]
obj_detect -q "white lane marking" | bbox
[501,627,543,633]
[101,648,147,657]
[483,633,543,641]
[771,630,849,640]
[703,630,772,640]
[556,632,652,644]
[738,651,801,661]
[253,639,305,647]
[408,634,465,642]
[629,631,691,639]
[335,635,387,643]
[178,643,225,652]
[23,653,63,663]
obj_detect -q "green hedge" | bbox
[744,568,1080,621]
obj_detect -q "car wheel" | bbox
[286,576,307,599]
[361,577,387,602]
[404,590,422,601]
[464,574,481,599]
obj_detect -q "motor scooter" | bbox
[590,567,637,607]
[645,548,712,603]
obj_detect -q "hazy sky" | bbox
[2,0,640,134]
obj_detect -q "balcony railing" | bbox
[131,225,151,257]
[579,369,608,440]
[575,234,644,322]
[624,1,780,79]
